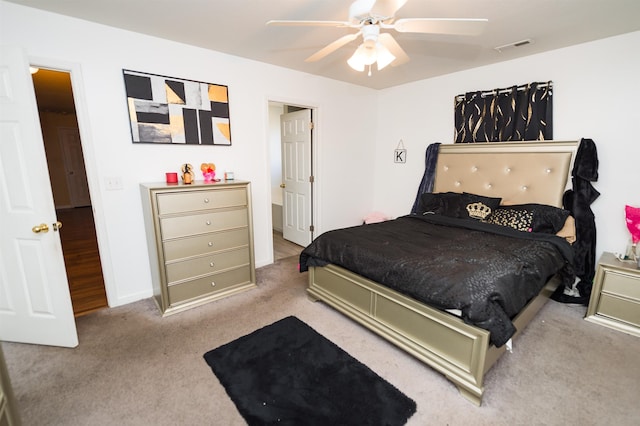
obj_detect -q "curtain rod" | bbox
[455,81,552,101]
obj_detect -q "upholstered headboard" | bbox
[433,141,579,207]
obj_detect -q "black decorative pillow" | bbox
[419,192,501,220]
[461,193,502,220]
[483,203,570,233]
[483,208,534,232]
[419,192,459,215]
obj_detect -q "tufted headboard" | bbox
[433,141,579,207]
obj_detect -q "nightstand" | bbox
[585,252,640,337]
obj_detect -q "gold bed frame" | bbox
[307,141,579,406]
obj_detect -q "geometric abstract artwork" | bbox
[123,69,232,145]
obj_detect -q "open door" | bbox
[280,109,313,247]
[0,45,78,347]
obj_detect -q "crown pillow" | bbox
[419,192,501,220]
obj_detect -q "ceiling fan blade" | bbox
[370,0,408,18]
[305,33,360,62]
[393,18,488,35]
[378,33,410,66]
[266,20,350,28]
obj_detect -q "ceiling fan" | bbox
[266,0,487,75]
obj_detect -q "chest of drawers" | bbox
[140,181,256,316]
[585,252,640,337]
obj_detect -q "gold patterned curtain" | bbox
[454,81,553,143]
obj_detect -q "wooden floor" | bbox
[273,230,303,260]
[56,207,108,317]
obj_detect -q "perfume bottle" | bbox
[624,240,635,260]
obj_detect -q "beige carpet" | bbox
[3,255,639,425]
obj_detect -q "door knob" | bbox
[53,221,63,231]
[280,183,285,188]
[32,223,49,233]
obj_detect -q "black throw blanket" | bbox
[555,138,599,304]
[300,215,573,347]
[410,142,441,214]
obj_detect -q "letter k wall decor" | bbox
[123,70,232,146]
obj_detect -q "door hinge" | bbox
[309,175,314,183]
[309,225,315,232]
[309,121,314,130]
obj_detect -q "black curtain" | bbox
[454,81,553,143]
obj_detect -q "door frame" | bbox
[266,97,319,262]
[30,55,116,307]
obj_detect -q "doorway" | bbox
[268,102,313,259]
[31,67,108,317]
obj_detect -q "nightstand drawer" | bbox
[160,208,248,239]
[602,271,640,300]
[168,266,252,305]
[166,247,250,284]
[163,228,248,261]
[157,188,246,215]
[597,293,640,327]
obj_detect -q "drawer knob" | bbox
[208,242,213,247]
[206,220,211,225]
[210,262,215,267]
[211,281,216,287]
[204,198,210,203]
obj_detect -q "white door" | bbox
[0,46,78,348]
[59,126,91,207]
[280,109,312,247]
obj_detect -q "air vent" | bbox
[494,39,533,53]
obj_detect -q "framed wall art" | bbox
[123,69,232,146]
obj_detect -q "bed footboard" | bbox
[308,264,493,405]
[307,264,561,406]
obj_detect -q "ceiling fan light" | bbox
[347,49,366,71]
[360,41,378,65]
[348,42,378,71]
[375,43,395,70]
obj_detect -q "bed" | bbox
[300,141,579,406]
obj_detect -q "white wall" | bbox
[1,1,379,307]
[373,31,640,262]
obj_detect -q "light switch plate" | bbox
[105,176,123,190]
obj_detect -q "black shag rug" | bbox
[203,316,416,426]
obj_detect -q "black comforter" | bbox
[300,214,574,347]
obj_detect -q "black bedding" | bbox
[300,214,574,347]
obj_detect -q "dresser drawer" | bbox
[166,247,250,284]
[602,271,640,300]
[160,208,248,240]
[597,293,640,327]
[157,188,246,215]
[168,266,252,305]
[163,228,248,262]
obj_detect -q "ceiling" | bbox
[8,0,640,90]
